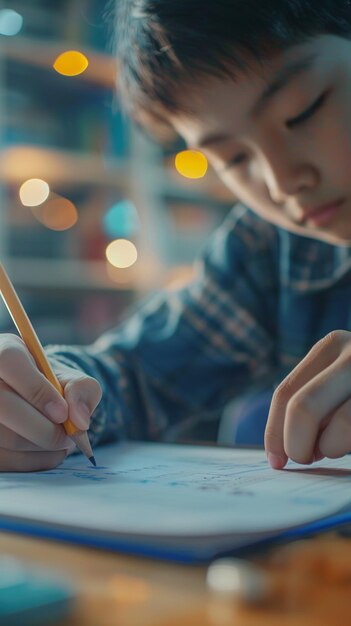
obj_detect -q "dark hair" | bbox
[113,0,351,134]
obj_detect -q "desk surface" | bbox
[1,531,351,625]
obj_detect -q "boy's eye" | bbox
[223,153,247,169]
[222,90,329,171]
[286,90,328,129]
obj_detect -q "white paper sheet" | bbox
[0,442,351,538]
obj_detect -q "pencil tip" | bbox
[89,456,96,467]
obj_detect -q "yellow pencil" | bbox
[0,262,96,466]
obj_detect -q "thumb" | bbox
[60,374,102,431]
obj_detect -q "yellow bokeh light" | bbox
[175,150,208,179]
[19,178,50,207]
[106,239,138,269]
[53,50,89,76]
[36,196,78,231]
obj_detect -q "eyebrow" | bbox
[195,52,318,149]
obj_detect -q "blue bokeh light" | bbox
[0,9,23,36]
[103,200,140,239]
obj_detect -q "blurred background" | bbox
[0,0,234,346]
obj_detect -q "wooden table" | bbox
[1,530,351,625]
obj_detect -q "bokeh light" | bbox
[0,9,23,36]
[53,50,89,76]
[103,200,140,239]
[32,195,78,231]
[19,178,50,207]
[175,150,208,179]
[106,239,138,269]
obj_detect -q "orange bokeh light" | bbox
[32,196,78,231]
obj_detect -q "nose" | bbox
[259,144,318,204]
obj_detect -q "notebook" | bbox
[0,442,351,563]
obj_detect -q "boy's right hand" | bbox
[0,334,102,472]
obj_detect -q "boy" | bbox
[1,0,351,472]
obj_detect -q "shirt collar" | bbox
[277,226,351,291]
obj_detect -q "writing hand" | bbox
[0,334,102,471]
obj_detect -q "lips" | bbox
[304,198,345,219]
[299,198,345,227]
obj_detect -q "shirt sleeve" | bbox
[45,205,278,448]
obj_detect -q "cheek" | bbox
[219,168,294,228]
[220,168,270,212]
[318,103,351,185]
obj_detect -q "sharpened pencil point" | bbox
[89,456,96,467]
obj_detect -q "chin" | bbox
[277,219,351,246]
[305,228,351,246]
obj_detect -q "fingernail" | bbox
[268,453,285,469]
[72,401,91,430]
[45,401,67,423]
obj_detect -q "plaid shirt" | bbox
[46,204,351,448]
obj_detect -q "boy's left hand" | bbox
[265,330,351,469]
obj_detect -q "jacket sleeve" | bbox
[45,206,278,448]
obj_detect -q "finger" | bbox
[284,358,351,463]
[59,374,102,431]
[318,398,351,458]
[0,381,72,451]
[278,331,346,398]
[0,423,76,455]
[265,392,289,469]
[0,335,68,423]
[265,332,346,468]
[0,423,42,451]
[0,448,67,472]
[46,358,102,430]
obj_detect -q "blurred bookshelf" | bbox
[0,0,234,344]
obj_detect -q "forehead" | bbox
[169,35,332,146]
